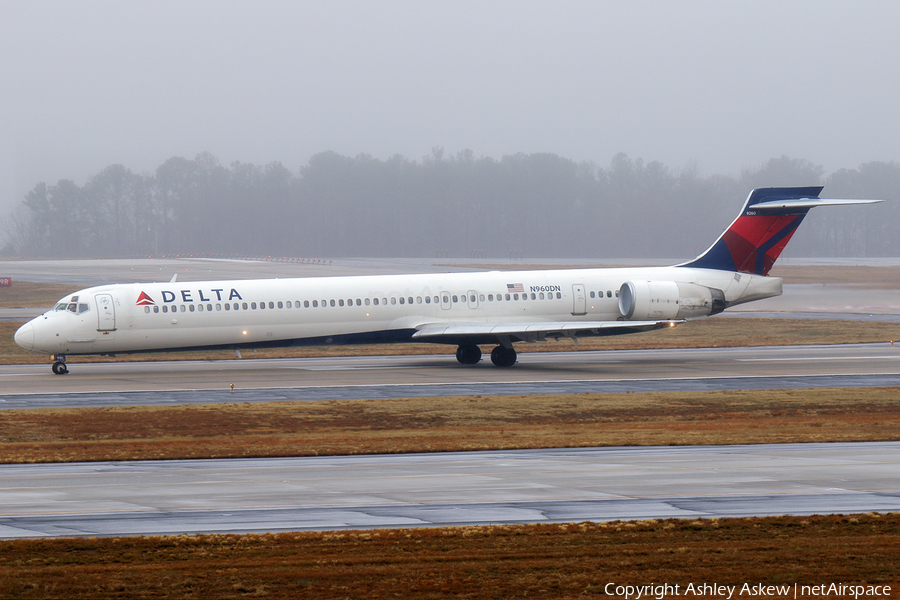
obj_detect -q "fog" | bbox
[2,1,900,248]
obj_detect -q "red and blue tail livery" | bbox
[683,186,876,276]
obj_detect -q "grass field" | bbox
[1,388,899,464]
[3,279,898,596]
[0,514,896,599]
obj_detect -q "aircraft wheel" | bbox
[52,361,69,375]
[455,344,482,365]
[490,345,517,367]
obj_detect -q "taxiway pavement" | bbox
[2,343,898,409]
[1,442,897,539]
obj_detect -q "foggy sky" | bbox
[3,0,900,216]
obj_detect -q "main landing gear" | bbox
[455,344,517,367]
[51,354,68,375]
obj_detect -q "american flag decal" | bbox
[507,283,524,293]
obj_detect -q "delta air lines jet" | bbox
[14,187,880,374]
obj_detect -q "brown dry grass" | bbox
[4,317,900,366]
[770,264,900,288]
[2,388,898,464]
[0,514,897,599]
[0,280,76,309]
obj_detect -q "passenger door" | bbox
[95,293,116,331]
[571,284,586,316]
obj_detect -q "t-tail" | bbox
[681,186,881,276]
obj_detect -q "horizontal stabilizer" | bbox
[752,198,882,211]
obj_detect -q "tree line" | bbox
[3,150,898,259]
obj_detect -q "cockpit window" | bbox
[55,301,91,313]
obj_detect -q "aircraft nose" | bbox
[15,322,34,351]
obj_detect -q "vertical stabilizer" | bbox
[682,186,823,276]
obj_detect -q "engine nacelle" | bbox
[618,281,726,320]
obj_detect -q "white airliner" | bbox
[15,186,880,374]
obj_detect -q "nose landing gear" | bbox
[50,354,68,375]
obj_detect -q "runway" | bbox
[1,442,898,539]
[2,343,898,409]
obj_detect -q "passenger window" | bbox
[330,299,335,307]
[144,306,150,314]
[425,296,431,304]
[251,302,257,309]
[373,298,379,306]
[153,306,159,313]
[539,292,545,299]
[339,299,345,307]
[590,291,595,298]
[531,293,536,300]
[365,298,370,305]
[408,297,413,304]
[488,294,493,301]
[556,292,562,299]
[241,303,247,310]
[224,304,230,311]
[278,301,284,309]
[607,290,612,298]
[207,304,212,311]
[470,295,476,303]
[514,293,519,300]
[190,304,196,312]
[268,301,274,309]
[452,295,458,303]
[434,296,439,303]
[356,299,362,306]
[615,290,619,297]
[198,304,204,312]
[382,298,387,305]
[399,297,404,305]
[391,297,397,305]
[505,294,511,301]
[216,304,221,311]
[312,300,318,307]
[417,297,422,304]
[304,300,310,308]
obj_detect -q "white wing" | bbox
[412,319,678,343]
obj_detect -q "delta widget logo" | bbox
[135,292,155,306]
